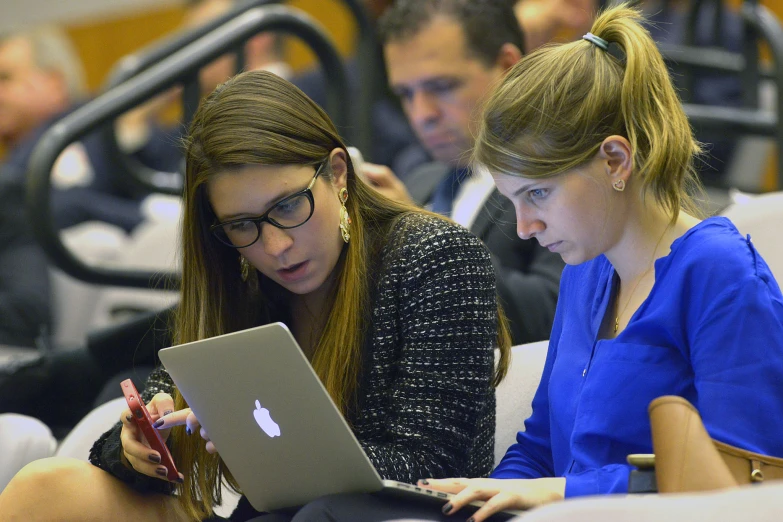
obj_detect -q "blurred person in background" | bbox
[513,0,596,51]
[291,0,429,181]
[118,0,292,175]
[0,26,146,232]
[642,0,744,189]
[0,177,50,348]
[358,0,564,345]
[512,0,743,189]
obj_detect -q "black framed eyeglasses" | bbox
[210,161,326,248]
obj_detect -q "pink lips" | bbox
[276,261,309,283]
[543,241,562,252]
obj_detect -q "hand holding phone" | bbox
[120,379,181,482]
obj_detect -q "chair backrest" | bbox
[55,397,127,461]
[720,191,783,282]
[88,215,180,332]
[494,340,549,466]
[51,222,130,347]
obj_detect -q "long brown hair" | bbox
[169,70,510,519]
[474,3,705,221]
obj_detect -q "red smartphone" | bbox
[120,378,180,482]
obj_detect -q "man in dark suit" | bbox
[361,0,564,344]
[0,177,51,348]
[0,26,145,232]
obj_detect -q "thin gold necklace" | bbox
[614,225,670,334]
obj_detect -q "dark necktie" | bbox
[429,168,470,217]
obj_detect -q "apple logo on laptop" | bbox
[253,400,281,437]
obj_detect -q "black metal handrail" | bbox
[658,0,783,190]
[26,6,349,289]
[338,0,383,162]
[103,0,279,89]
[101,0,278,197]
[102,0,380,196]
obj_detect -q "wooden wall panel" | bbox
[65,7,186,93]
[64,0,356,94]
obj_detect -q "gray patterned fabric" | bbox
[90,213,500,500]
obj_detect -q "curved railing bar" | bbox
[26,6,349,288]
[102,0,379,193]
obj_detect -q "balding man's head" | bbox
[0,27,85,146]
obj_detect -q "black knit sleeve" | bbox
[88,367,178,494]
[361,216,498,483]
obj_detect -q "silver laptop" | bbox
[158,323,523,517]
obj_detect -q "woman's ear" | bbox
[599,135,632,185]
[329,147,349,190]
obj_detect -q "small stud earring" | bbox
[612,179,626,192]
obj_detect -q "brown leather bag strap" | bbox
[648,395,738,493]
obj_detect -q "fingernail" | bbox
[420,479,429,485]
[163,410,173,416]
[125,414,133,422]
[148,454,161,463]
[155,467,167,477]
[153,418,165,428]
[442,503,452,514]
[186,427,192,436]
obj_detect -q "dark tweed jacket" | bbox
[90,213,500,510]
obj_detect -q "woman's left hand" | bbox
[155,407,218,454]
[419,477,566,521]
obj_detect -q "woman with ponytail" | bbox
[0,70,511,521]
[391,3,783,520]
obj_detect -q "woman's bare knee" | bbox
[0,457,93,519]
[0,457,184,522]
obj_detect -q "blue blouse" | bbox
[491,217,783,497]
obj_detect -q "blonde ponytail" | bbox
[475,3,705,220]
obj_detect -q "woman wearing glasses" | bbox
[0,71,511,521]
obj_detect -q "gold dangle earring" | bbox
[338,188,351,243]
[239,255,251,282]
[612,179,626,192]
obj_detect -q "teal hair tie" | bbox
[583,32,626,64]
[583,32,609,50]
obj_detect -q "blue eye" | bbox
[227,220,255,232]
[426,79,461,95]
[528,188,549,201]
[276,197,302,215]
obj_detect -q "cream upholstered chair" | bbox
[720,190,783,281]
[51,221,130,348]
[515,481,783,522]
[88,195,181,332]
[495,341,549,465]
[0,414,57,492]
